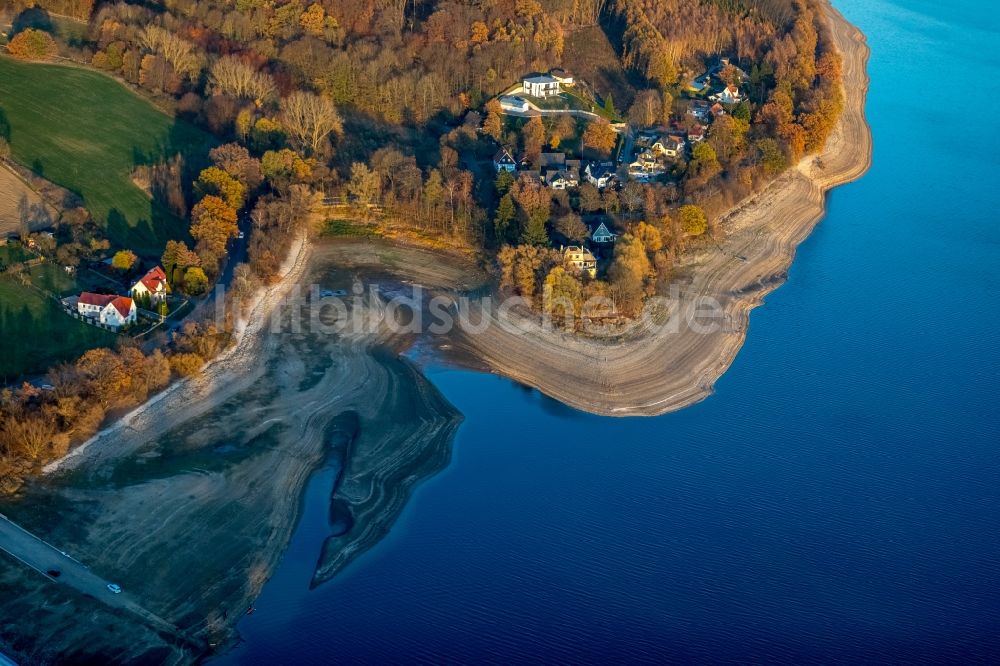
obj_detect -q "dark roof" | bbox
[586,163,614,179]
[539,153,566,168]
[493,148,514,163]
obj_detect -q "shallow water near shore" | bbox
[215,0,1000,662]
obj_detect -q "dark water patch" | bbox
[323,411,359,536]
[212,0,1000,661]
[328,499,354,537]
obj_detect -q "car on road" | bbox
[237,231,245,239]
[107,583,122,594]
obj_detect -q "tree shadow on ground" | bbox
[11,7,54,36]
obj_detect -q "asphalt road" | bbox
[0,513,178,637]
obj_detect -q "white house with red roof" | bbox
[131,265,168,305]
[77,292,136,328]
[713,84,743,105]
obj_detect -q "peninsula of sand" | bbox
[446,3,873,416]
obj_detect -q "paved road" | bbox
[0,513,180,638]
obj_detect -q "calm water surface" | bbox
[217,0,1000,662]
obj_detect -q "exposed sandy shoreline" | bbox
[2,4,873,661]
[43,232,312,473]
[6,235,474,663]
[448,4,873,416]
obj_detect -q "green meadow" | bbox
[0,56,215,257]
[0,261,115,379]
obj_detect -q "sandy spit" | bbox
[448,4,873,417]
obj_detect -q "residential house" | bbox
[584,162,615,189]
[687,100,711,122]
[549,68,574,86]
[493,148,516,173]
[539,153,579,189]
[562,245,597,278]
[499,95,530,113]
[652,134,686,158]
[710,102,726,118]
[131,265,168,305]
[687,124,706,142]
[539,153,567,170]
[516,153,533,170]
[628,151,660,176]
[77,292,137,328]
[591,222,617,244]
[519,169,542,184]
[546,169,579,190]
[713,84,742,105]
[523,74,560,98]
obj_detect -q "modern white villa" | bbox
[522,74,560,98]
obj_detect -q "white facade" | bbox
[523,75,560,98]
[585,163,614,189]
[499,95,530,113]
[652,136,685,158]
[131,266,168,305]
[77,293,137,329]
[716,85,742,105]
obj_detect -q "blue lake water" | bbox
[216,0,1000,662]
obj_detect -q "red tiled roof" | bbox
[79,292,116,307]
[110,296,134,318]
[139,266,167,292]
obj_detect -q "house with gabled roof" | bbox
[131,265,168,305]
[687,100,711,122]
[562,245,597,278]
[549,68,574,86]
[77,292,137,329]
[712,84,742,105]
[539,153,567,170]
[493,148,516,173]
[546,169,580,190]
[591,221,617,244]
[652,134,686,158]
[584,162,615,189]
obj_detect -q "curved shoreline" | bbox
[447,3,872,417]
[43,232,312,474]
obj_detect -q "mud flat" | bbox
[447,4,872,417]
[0,237,482,663]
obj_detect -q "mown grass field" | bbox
[0,264,115,379]
[0,56,215,257]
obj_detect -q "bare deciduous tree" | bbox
[142,26,203,80]
[210,55,276,104]
[280,91,343,155]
